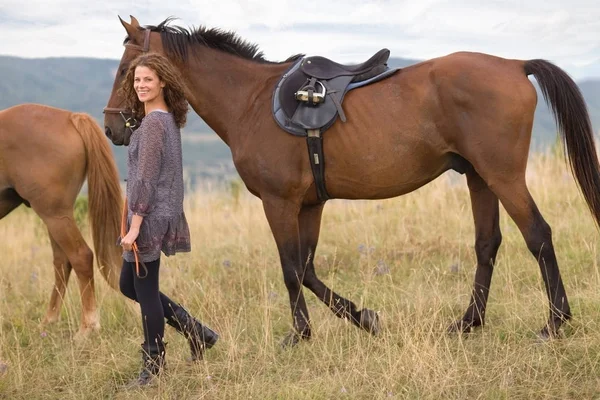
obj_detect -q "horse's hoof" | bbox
[447,320,475,334]
[42,315,60,326]
[536,330,552,342]
[536,325,563,341]
[359,309,380,335]
[74,323,100,342]
[280,331,309,348]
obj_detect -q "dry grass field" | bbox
[1,152,600,399]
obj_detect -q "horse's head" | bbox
[104,16,161,145]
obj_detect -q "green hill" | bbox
[1,55,598,183]
[0,56,232,183]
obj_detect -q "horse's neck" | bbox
[175,48,285,146]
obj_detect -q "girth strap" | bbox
[306,129,330,202]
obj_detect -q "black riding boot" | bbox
[166,304,218,361]
[123,342,166,388]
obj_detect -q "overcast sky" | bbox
[1,0,600,79]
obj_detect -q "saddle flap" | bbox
[300,49,391,80]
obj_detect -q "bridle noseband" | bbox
[102,28,152,132]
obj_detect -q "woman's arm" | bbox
[120,214,143,251]
[121,114,165,250]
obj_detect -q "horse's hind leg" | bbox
[42,234,73,325]
[448,168,502,334]
[39,213,99,337]
[492,178,570,338]
[299,204,380,335]
[0,185,10,371]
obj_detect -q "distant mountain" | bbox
[1,55,599,182]
[0,55,225,183]
[0,56,212,133]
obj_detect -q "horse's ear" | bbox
[130,15,140,28]
[119,15,130,30]
[119,15,138,40]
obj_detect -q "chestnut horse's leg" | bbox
[261,196,312,347]
[39,213,99,338]
[299,204,380,335]
[493,178,571,338]
[448,169,502,334]
[42,234,73,325]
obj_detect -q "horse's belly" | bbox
[324,139,450,200]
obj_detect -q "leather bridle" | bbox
[102,29,151,130]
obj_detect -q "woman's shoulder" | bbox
[138,111,172,132]
[143,110,171,123]
[146,111,178,128]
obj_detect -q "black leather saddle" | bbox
[273,49,399,137]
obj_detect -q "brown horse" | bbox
[104,16,600,345]
[0,104,123,337]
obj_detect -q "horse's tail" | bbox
[525,59,600,229]
[69,113,123,289]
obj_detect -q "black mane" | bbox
[143,17,303,64]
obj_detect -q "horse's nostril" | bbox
[105,127,112,138]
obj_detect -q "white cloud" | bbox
[1,0,599,78]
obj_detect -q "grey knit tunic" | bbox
[123,110,191,263]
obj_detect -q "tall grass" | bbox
[1,152,600,399]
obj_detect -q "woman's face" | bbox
[133,65,165,104]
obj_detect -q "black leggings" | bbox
[120,258,179,346]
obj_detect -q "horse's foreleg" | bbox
[42,234,73,325]
[299,204,380,335]
[449,169,502,334]
[262,197,311,347]
[41,214,99,338]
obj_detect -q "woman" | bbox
[118,53,218,387]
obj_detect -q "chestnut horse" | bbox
[0,104,123,337]
[104,16,600,345]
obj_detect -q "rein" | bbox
[121,197,148,278]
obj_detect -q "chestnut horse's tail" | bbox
[69,113,123,289]
[525,59,600,229]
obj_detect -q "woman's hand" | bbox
[120,227,140,252]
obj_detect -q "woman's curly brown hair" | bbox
[118,53,188,128]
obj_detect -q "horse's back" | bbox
[0,104,75,144]
[0,103,73,126]
[426,51,536,107]
[0,103,87,209]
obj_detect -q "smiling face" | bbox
[104,16,159,146]
[134,65,165,106]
